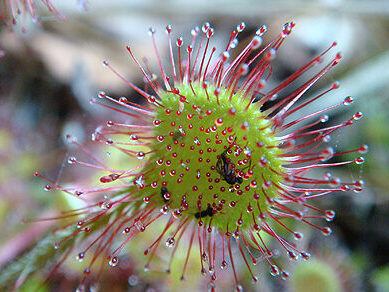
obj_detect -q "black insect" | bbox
[161,187,170,202]
[216,148,244,185]
[194,205,214,219]
[172,130,185,142]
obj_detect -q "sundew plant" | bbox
[18,21,367,291]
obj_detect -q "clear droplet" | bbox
[359,145,369,154]
[321,227,332,236]
[256,24,268,36]
[355,157,365,164]
[281,271,290,280]
[320,115,329,123]
[270,265,280,276]
[230,38,239,49]
[301,251,311,260]
[136,151,146,160]
[353,112,364,120]
[294,232,303,240]
[237,22,246,32]
[67,156,76,164]
[165,237,175,248]
[343,96,354,105]
[108,256,118,267]
[202,22,210,33]
[98,90,106,98]
[160,206,169,215]
[251,36,262,49]
[325,210,336,221]
[288,250,299,261]
[221,260,228,269]
[76,252,85,263]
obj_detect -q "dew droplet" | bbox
[221,260,228,269]
[75,190,83,196]
[256,24,267,36]
[270,265,280,276]
[325,210,336,221]
[165,237,175,248]
[321,227,332,236]
[354,180,365,188]
[173,209,182,218]
[147,95,156,104]
[130,134,138,141]
[294,232,303,240]
[281,271,290,280]
[136,151,146,160]
[353,111,364,120]
[355,157,365,164]
[322,147,334,161]
[160,205,169,214]
[237,22,246,32]
[288,250,299,261]
[202,22,210,33]
[108,256,118,267]
[176,37,183,47]
[67,156,76,164]
[320,115,329,123]
[301,251,311,260]
[165,24,172,34]
[265,48,276,61]
[281,22,294,37]
[98,90,106,98]
[343,96,354,105]
[191,26,199,36]
[76,252,85,263]
[251,36,262,49]
[230,38,238,49]
[119,96,127,103]
[323,172,332,180]
[358,145,369,154]
[100,173,120,183]
[330,177,342,186]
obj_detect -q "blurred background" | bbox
[0,0,388,291]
